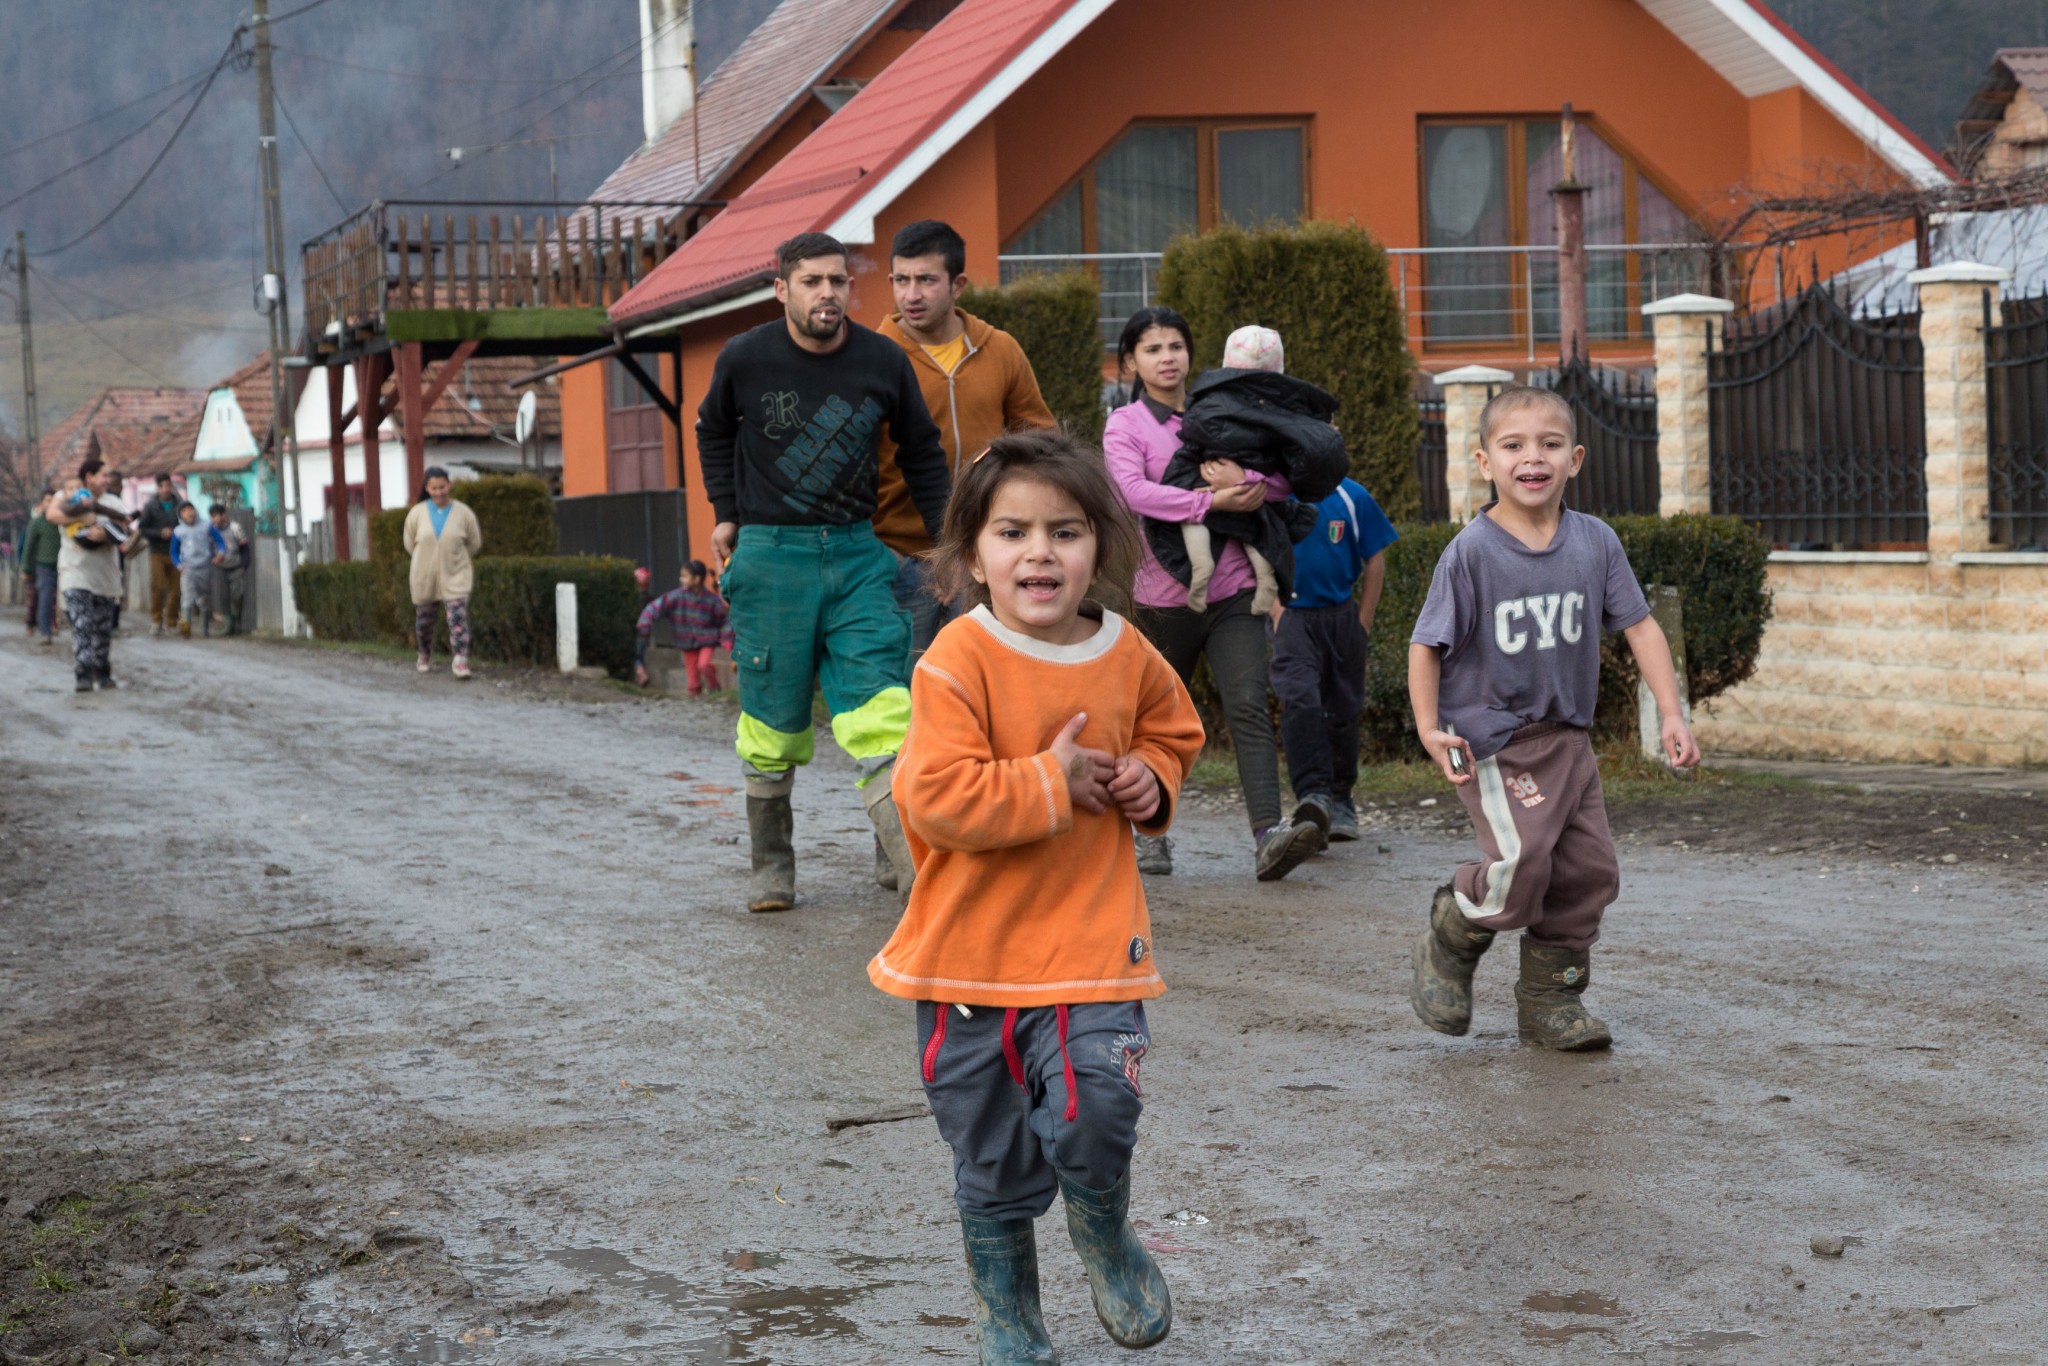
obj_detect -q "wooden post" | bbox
[358,353,385,517]
[398,342,428,497]
[396,215,412,308]
[466,215,479,310]
[1636,585,1691,768]
[421,214,436,307]
[488,216,501,307]
[326,364,349,561]
[1552,102,1589,363]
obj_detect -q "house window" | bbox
[1418,117,1702,347]
[1002,119,1310,341]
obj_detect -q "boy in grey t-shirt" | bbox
[1407,387,1698,1050]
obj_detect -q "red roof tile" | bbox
[410,355,562,442]
[611,0,1085,325]
[41,386,209,480]
[587,0,904,213]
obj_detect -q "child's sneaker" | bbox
[1254,817,1323,881]
[1134,834,1173,876]
[451,654,472,680]
[1326,798,1361,842]
[1292,793,1333,841]
[416,654,432,673]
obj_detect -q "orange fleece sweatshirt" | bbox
[869,606,1206,1007]
[872,310,1057,556]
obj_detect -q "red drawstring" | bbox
[922,1005,949,1083]
[1000,1008,1024,1085]
[1056,1004,1078,1122]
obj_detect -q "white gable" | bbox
[193,388,258,463]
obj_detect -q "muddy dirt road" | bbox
[4,635,2045,1364]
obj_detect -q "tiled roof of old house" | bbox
[41,386,209,481]
[585,0,906,213]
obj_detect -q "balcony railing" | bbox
[999,244,1743,358]
[301,198,705,347]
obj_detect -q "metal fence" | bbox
[1709,285,1927,548]
[1540,359,1660,516]
[555,485,690,585]
[1415,396,1449,522]
[998,243,1731,356]
[1986,291,2048,550]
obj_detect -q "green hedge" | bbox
[1356,514,1773,758]
[1158,221,1419,518]
[294,554,639,677]
[959,271,1106,444]
[292,561,385,643]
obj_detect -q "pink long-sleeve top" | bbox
[1103,396,1291,611]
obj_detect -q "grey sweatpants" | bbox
[916,1000,1150,1221]
[1453,721,1619,951]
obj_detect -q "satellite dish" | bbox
[515,389,538,445]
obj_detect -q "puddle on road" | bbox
[1522,1288,1625,1317]
[1659,1328,1764,1350]
[1521,1321,1616,1346]
[302,1242,886,1364]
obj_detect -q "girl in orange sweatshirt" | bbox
[869,429,1206,1364]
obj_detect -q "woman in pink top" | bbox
[1102,307,1326,882]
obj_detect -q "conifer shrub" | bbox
[1158,220,1419,518]
[960,271,1106,444]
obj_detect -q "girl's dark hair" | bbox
[685,559,708,579]
[78,457,104,479]
[418,466,451,502]
[928,427,1143,614]
[1114,305,1193,402]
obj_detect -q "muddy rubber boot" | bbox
[874,837,898,892]
[864,763,916,905]
[1134,833,1173,876]
[1411,885,1495,1036]
[744,771,796,913]
[960,1214,1058,1365]
[1058,1171,1171,1349]
[1515,938,1612,1051]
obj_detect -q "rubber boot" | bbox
[864,761,916,905]
[744,771,796,913]
[959,1214,1058,1365]
[1410,884,1495,1036]
[1515,939,1612,1051]
[1058,1172,1171,1349]
[874,837,898,892]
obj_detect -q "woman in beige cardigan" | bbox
[403,467,483,679]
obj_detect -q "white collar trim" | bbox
[967,603,1124,664]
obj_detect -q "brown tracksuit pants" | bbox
[1452,721,1619,951]
[148,551,180,628]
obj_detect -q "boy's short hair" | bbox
[889,220,966,279]
[178,500,195,511]
[776,232,847,281]
[209,504,228,516]
[1478,386,1576,448]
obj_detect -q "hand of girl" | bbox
[1210,481,1265,514]
[1108,755,1162,824]
[1050,712,1116,814]
[1200,458,1246,489]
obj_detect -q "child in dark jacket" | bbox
[634,560,732,694]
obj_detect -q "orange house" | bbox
[584,0,1950,558]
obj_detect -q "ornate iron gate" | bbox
[1415,396,1449,522]
[1708,285,1926,547]
[1541,358,1660,516]
[1986,292,2048,550]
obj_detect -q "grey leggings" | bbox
[1134,589,1281,833]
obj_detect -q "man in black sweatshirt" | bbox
[697,230,951,913]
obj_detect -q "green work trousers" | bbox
[721,521,912,785]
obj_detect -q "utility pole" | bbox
[253,0,299,542]
[13,231,39,495]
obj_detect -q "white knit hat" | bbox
[1221,325,1285,372]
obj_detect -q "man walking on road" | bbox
[696,231,952,913]
[211,505,251,635]
[21,490,60,647]
[138,474,183,635]
[875,219,1056,655]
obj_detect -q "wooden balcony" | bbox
[300,199,707,360]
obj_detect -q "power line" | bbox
[27,263,180,387]
[0,73,208,216]
[272,43,692,86]
[0,62,217,163]
[267,0,345,25]
[273,81,349,214]
[37,34,244,257]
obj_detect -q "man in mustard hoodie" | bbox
[876,220,1057,656]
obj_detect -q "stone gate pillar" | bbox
[1911,263,2009,560]
[1641,293,1734,517]
[1435,365,1514,521]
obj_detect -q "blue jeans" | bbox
[32,565,56,637]
[892,552,959,664]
